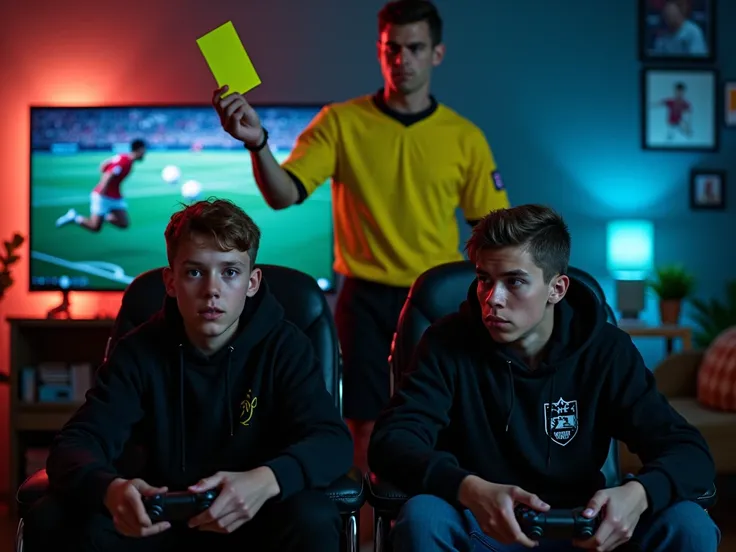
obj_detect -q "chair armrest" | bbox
[16,469,50,516]
[695,482,717,510]
[365,472,410,515]
[324,466,365,514]
[654,350,704,398]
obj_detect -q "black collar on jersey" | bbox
[372,88,438,127]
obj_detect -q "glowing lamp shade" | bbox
[606,220,654,280]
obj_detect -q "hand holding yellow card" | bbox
[196,21,261,97]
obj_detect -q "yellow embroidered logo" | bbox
[239,390,258,427]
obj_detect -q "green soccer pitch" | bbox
[30,150,333,291]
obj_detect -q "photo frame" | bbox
[725,82,736,128]
[690,169,726,210]
[639,0,716,62]
[641,68,718,151]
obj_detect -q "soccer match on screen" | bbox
[29,105,334,292]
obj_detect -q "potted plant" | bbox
[1,232,24,385]
[0,232,25,302]
[648,264,695,325]
[690,280,736,349]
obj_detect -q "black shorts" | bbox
[335,277,410,421]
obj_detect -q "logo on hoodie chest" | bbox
[544,397,578,446]
[239,389,258,427]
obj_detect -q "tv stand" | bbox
[46,288,71,319]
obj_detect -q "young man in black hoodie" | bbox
[43,199,353,551]
[369,205,719,551]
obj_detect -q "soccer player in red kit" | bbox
[55,139,146,232]
[655,82,692,140]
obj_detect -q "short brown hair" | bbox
[378,0,443,46]
[164,198,261,269]
[465,205,571,282]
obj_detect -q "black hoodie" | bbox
[369,279,714,515]
[47,281,353,509]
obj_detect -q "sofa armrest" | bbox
[654,350,704,399]
[325,466,365,514]
[365,472,410,515]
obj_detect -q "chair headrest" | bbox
[116,265,331,334]
[407,261,477,322]
[119,267,167,330]
[258,265,331,330]
[403,261,616,330]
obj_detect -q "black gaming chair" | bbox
[365,261,716,551]
[15,265,365,552]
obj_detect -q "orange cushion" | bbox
[697,327,736,412]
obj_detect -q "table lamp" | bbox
[606,220,654,321]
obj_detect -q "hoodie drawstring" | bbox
[546,369,558,468]
[178,344,186,472]
[505,361,515,432]
[226,346,234,437]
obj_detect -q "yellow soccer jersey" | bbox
[282,93,510,287]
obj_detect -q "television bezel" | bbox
[27,102,335,294]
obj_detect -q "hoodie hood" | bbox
[460,276,608,466]
[461,276,607,371]
[151,280,285,471]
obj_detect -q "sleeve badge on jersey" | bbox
[491,170,505,191]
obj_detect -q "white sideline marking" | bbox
[31,251,134,284]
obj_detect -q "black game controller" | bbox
[143,490,219,522]
[515,505,600,540]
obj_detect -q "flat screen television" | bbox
[29,104,334,293]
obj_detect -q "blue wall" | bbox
[437,0,736,368]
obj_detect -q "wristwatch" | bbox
[244,128,269,152]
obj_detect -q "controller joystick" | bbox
[143,489,219,523]
[515,505,600,541]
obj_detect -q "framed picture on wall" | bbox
[725,82,736,127]
[641,68,718,151]
[639,0,716,62]
[690,169,726,210]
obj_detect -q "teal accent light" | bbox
[606,220,654,280]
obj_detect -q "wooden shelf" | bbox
[618,321,693,354]
[17,402,84,413]
[6,317,114,513]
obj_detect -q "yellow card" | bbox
[196,21,261,96]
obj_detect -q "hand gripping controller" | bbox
[515,505,600,541]
[143,490,219,522]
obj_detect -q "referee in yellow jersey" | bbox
[212,0,510,472]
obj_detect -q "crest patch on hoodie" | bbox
[544,397,578,446]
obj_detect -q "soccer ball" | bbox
[181,180,202,202]
[161,165,181,184]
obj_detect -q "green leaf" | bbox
[648,265,696,300]
[689,281,736,348]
